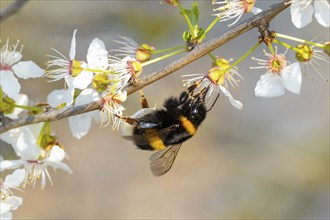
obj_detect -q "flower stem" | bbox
[151,45,186,54]
[273,39,300,53]
[224,41,260,72]
[177,2,195,38]
[267,42,275,54]
[14,104,43,114]
[208,52,218,62]
[275,33,325,48]
[204,16,220,36]
[141,49,187,67]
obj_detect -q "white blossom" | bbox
[0,129,72,189]
[0,39,44,99]
[290,0,329,28]
[212,0,262,26]
[252,49,302,97]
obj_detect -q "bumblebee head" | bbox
[179,84,208,127]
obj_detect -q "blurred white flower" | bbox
[0,129,72,189]
[0,39,44,99]
[212,0,262,26]
[3,94,28,119]
[252,49,302,97]
[290,0,329,28]
[0,123,44,153]
[0,169,25,220]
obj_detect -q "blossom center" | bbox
[127,60,142,78]
[69,59,84,77]
[268,54,287,74]
[0,64,12,71]
[242,0,256,13]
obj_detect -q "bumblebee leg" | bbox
[115,114,137,125]
[140,90,149,108]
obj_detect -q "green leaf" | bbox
[192,2,199,24]
[182,31,192,43]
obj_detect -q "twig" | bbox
[0,0,30,23]
[0,1,290,134]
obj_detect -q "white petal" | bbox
[72,70,93,90]
[69,29,77,59]
[255,72,285,97]
[68,114,92,139]
[314,0,330,27]
[0,70,21,99]
[219,86,243,110]
[2,51,23,66]
[5,94,28,119]
[12,61,44,79]
[75,88,100,105]
[47,89,69,108]
[4,169,26,188]
[6,196,23,210]
[0,202,11,216]
[87,38,109,70]
[46,145,65,162]
[0,129,20,145]
[251,7,262,15]
[64,76,75,105]
[46,161,72,174]
[281,62,302,94]
[0,160,24,172]
[290,1,314,28]
[92,110,102,123]
[16,129,40,160]
[25,123,44,141]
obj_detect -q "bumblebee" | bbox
[120,83,216,176]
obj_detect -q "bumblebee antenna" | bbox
[207,93,220,112]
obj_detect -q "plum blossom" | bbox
[111,36,155,62]
[0,39,44,99]
[0,128,72,189]
[294,44,329,81]
[212,0,262,26]
[45,30,109,90]
[100,90,127,130]
[252,49,302,97]
[289,0,330,28]
[109,56,143,92]
[182,58,243,110]
[0,169,25,220]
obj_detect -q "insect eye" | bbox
[191,104,199,115]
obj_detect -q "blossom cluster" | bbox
[0,0,329,219]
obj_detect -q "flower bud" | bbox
[295,44,313,62]
[136,43,155,62]
[161,0,179,6]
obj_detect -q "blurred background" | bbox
[0,0,329,219]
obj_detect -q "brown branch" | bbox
[0,0,30,23]
[0,1,290,134]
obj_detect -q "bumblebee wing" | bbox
[149,144,182,176]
